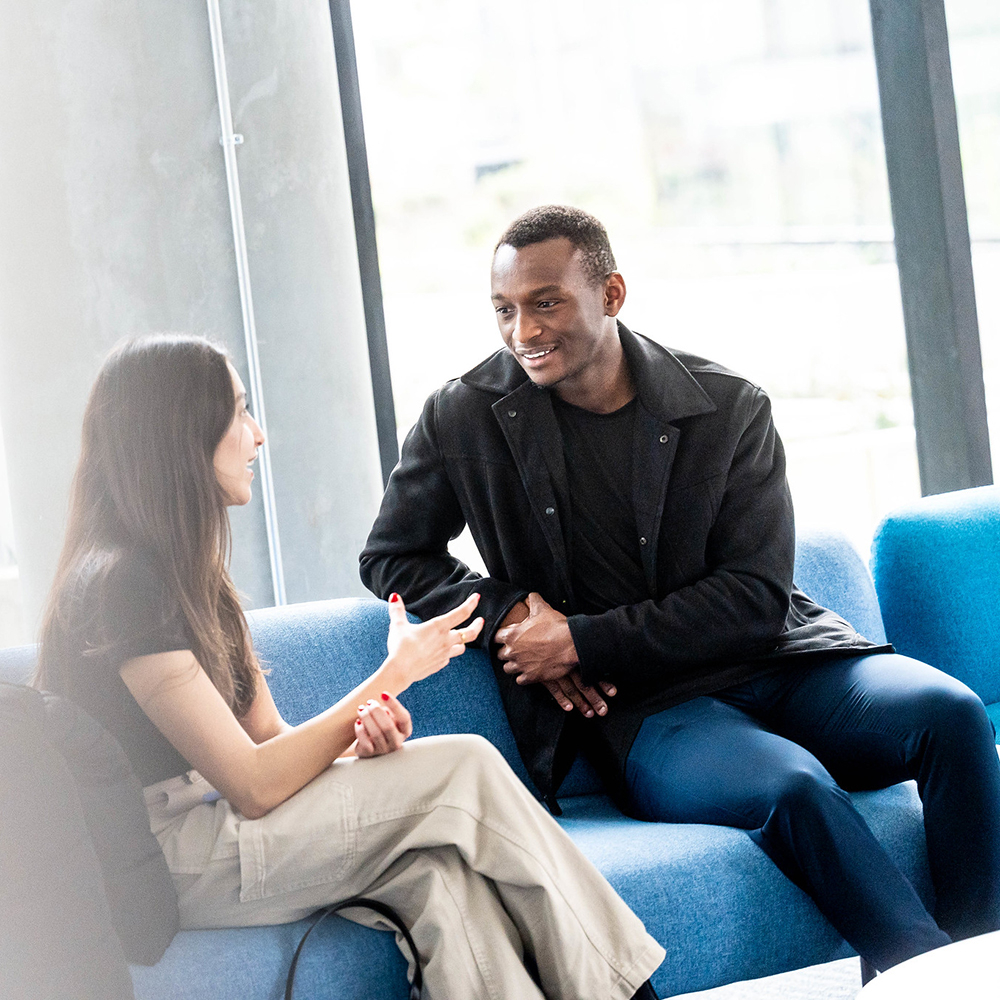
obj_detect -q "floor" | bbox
[669,958,862,1000]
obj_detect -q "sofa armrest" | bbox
[871,485,1000,705]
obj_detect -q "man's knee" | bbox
[769,767,846,820]
[753,768,863,877]
[904,674,991,746]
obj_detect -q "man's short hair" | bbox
[495,205,617,286]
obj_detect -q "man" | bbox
[360,205,1000,972]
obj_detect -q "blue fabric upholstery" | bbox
[558,781,930,996]
[794,532,888,644]
[129,917,409,1000]
[871,485,1000,707]
[987,702,1000,736]
[0,526,970,998]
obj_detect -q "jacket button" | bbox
[659,434,669,444]
[639,536,648,545]
[508,409,517,418]
[545,506,555,515]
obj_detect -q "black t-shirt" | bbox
[45,550,195,787]
[552,396,647,614]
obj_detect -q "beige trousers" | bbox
[144,734,664,1000]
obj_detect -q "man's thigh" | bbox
[623,695,836,827]
[732,653,982,791]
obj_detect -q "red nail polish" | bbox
[389,593,400,603]
[355,719,362,725]
[381,692,390,701]
[358,705,366,712]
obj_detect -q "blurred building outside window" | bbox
[352,0,999,574]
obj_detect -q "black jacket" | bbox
[361,325,885,800]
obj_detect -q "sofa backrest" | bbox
[0,527,888,803]
[871,484,1000,705]
[0,603,535,789]
[252,528,887,800]
[793,530,887,644]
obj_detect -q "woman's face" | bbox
[213,364,264,506]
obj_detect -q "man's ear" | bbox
[603,272,626,317]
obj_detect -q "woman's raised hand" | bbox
[384,591,484,689]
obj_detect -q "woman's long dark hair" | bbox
[36,334,258,713]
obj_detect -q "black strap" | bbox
[284,896,422,1000]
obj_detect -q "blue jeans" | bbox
[624,654,1000,971]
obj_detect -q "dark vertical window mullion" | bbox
[328,0,399,487]
[869,0,992,495]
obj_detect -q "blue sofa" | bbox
[2,488,998,999]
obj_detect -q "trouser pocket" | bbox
[238,769,358,902]
[144,771,218,824]
[145,771,238,875]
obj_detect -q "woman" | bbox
[36,334,664,1000]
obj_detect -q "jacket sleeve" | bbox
[359,390,528,644]
[568,387,794,686]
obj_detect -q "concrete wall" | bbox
[0,0,384,632]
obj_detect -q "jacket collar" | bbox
[461,322,717,421]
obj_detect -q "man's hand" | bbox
[495,592,579,685]
[543,670,617,718]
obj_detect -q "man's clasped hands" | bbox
[495,592,616,718]
[353,589,615,758]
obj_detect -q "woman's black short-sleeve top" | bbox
[46,549,195,787]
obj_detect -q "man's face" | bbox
[490,237,617,390]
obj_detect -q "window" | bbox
[352,0,987,554]
[945,0,1000,473]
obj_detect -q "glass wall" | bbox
[352,0,924,556]
[945,0,1000,475]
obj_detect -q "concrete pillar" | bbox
[0,0,383,631]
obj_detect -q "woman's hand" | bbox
[383,591,484,690]
[354,692,412,758]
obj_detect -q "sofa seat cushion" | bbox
[557,784,930,998]
[133,781,929,1000]
[131,913,409,1000]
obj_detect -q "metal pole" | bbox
[206,0,287,604]
[328,0,399,487]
